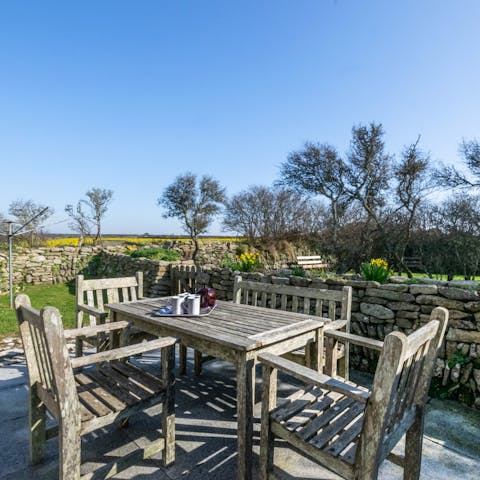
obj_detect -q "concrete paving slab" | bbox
[0,349,479,479]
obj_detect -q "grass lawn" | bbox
[409,273,480,282]
[0,283,76,338]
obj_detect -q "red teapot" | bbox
[196,285,216,308]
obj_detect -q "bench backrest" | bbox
[170,265,201,295]
[76,272,143,326]
[296,255,330,269]
[356,307,448,473]
[233,275,352,323]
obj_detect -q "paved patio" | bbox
[1,348,479,479]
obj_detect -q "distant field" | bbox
[43,236,241,248]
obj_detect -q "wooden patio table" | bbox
[107,298,326,480]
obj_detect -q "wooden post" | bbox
[136,271,144,298]
[236,355,254,480]
[259,364,277,480]
[162,344,176,466]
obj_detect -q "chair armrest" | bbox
[325,330,383,351]
[77,304,107,320]
[324,319,348,331]
[259,352,370,404]
[64,321,131,339]
[71,336,178,368]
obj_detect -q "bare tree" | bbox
[0,211,7,235]
[8,199,53,246]
[65,188,113,245]
[158,173,226,264]
[428,194,480,279]
[65,203,93,246]
[223,186,325,243]
[278,142,349,251]
[389,138,433,273]
[346,123,391,225]
[434,139,480,188]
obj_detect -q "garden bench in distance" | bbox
[259,306,449,480]
[15,294,177,480]
[295,255,331,269]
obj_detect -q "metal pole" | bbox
[8,222,13,308]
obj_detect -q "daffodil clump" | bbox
[237,252,260,272]
[360,258,391,283]
[220,251,261,272]
[45,237,95,247]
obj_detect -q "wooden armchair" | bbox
[233,276,353,378]
[75,272,154,356]
[259,306,448,480]
[15,294,177,480]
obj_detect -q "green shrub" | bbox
[220,252,240,270]
[360,258,391,283]
[220,251,262,272]
[129,247,181,261]
[291,267,306,277]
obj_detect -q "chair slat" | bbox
[75,373,126,412]
[110,361,165,392]
[95,290,104,312]
[304,297,310,315]
[292,296,299,312]
[106,288,119,304]
[324,416,364,457]
[297,396,355,441]
[310,402,364,449]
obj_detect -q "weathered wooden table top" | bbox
[106,298,326,352]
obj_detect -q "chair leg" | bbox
[259,366,277,480]
[404,408,424,480]
[194,350,203,376]
[179,344,187,375]
[162,345,176,466]
[75,337,83,358]
[59,422,81,480]
[29,388,46,464]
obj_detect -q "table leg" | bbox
[305,327,323,372]
[236,356,254,480]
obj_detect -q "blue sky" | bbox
[1,0,479,234]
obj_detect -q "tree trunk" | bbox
[192,237,200,266]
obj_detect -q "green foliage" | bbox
[447,350,471,369]
[291,267,306,277]
[360,258,391,283]
[429,377,474,404]
[220,252,240,270]
[0,283,76,336]
[129,247,181,261]
[220,252,262,272]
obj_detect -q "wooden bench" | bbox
[15,294,177,479]
[296,255,330,269]
[402,256,426,272]
[191,276,352,380]
[259,306,449,480]
[233,276,352,377]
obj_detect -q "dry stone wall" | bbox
[0,240,234,294]
[0,245,194,297]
